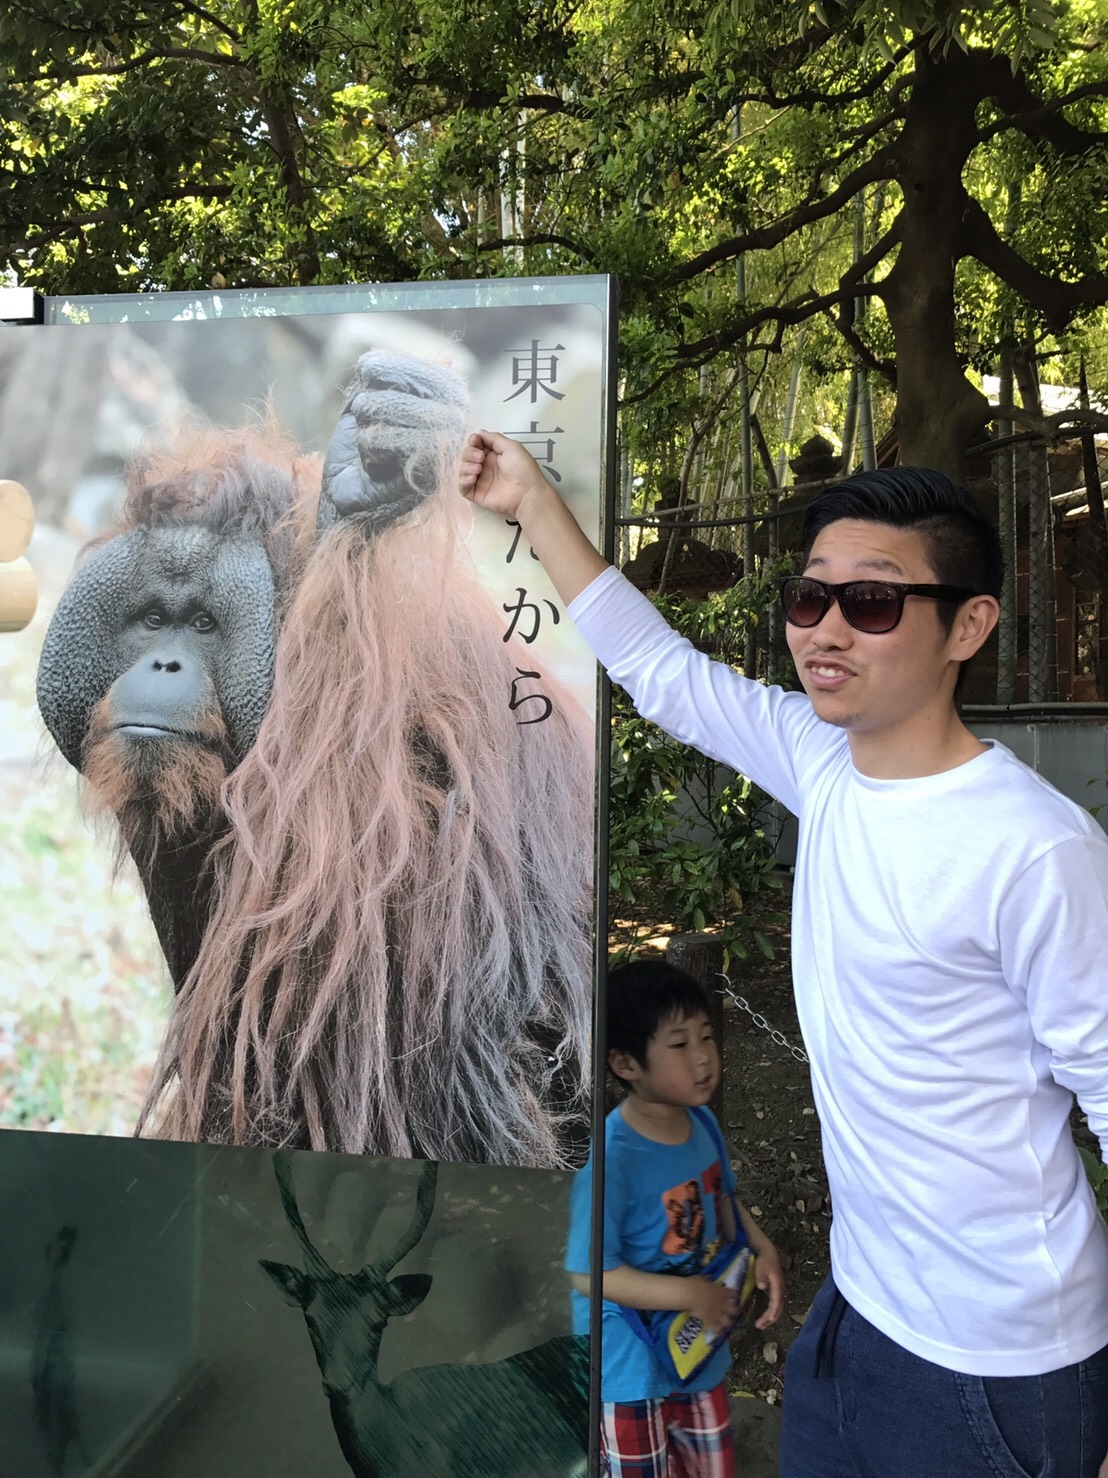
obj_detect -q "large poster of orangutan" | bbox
[0,284,611,1171]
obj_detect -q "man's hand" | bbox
[752,1247,787,1330]
[459,430,551,520]
[458,430,608,606]
[685,1276,739,1336]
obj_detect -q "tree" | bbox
[5,3,1108,478]
[0,1,435,292]
[9,1,1108,982]
[443,0,1108,477]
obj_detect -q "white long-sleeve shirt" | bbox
[572,565,1108,1377]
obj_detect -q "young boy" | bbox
[461,434,1108,1477]
[566,959,785,1477]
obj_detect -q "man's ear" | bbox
[950,594,999,661]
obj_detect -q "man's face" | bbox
[785,519,964,740]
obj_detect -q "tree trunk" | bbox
[883,47,990,478]
[1078,362,1108,699]
[259,92,322,286]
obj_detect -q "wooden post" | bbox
[666,933,727,1123]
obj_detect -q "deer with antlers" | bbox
[260,1155,589,1477]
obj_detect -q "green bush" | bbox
[1079,1146,1108,1216]
[607,562,793,963]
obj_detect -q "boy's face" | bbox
[785,518,989,741]
[613,1009,720,1109]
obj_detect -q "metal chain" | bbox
[716,971,809,1065]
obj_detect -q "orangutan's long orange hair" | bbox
[139,435,594,1167]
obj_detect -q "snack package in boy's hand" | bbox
[661,1242,759,1384]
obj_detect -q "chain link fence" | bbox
[617,425,1108,706]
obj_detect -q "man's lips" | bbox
[804,657,857,690]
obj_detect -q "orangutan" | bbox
[36,353,593,1168]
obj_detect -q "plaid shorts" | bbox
[601,1381,735,1478]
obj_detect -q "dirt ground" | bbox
[715,892,829,1406]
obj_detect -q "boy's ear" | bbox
[608,1047,639,1084]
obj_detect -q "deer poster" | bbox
[0,1125,591,1476]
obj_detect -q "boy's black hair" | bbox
[606,958,712,1075]
[801,467,1004,694]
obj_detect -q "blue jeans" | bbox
[780,1275,1108,1478]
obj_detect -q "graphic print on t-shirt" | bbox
[661,1176,706,1255]
[702,1159,723,1214]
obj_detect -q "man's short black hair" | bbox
[802,467,1005,620]
[606,958,712,1072]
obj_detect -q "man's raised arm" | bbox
[459,430,609,605]
[460,430,817,815]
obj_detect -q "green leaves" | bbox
[3,0,1108,480]
[791,0,1063,64]
[608,580,785,960]
[0,0,441,292]
[1077,1144,1108,1213]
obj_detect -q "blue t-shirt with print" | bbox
[565,1103,739,1403]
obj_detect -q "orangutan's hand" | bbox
[320,352,469,532]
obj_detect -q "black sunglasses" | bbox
[779,576,978,634]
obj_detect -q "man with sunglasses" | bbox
[460,430,1108,1478]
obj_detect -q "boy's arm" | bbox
[735,1200,773,1257]
[736,1200,787,1330]
[569,1264,739,1336]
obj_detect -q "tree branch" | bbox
[175,0,242,42]
[454,88,590,120]
[846,213,902,288]
[468,232,598,265]
[256,93,321,285]
[5,185,236,247]
[737,52,911,111]
[620,216,899,408]
[834,98,909,153]
[663,147,896,289]
[961,195,1108,333]
[664,282,887,375]
[985,69,1108,157]
[410,38,907,126]
[832,305,897,384]
[33,45,246,81]
[827,212,903,385]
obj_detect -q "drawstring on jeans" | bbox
[813,1285,848,1378]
